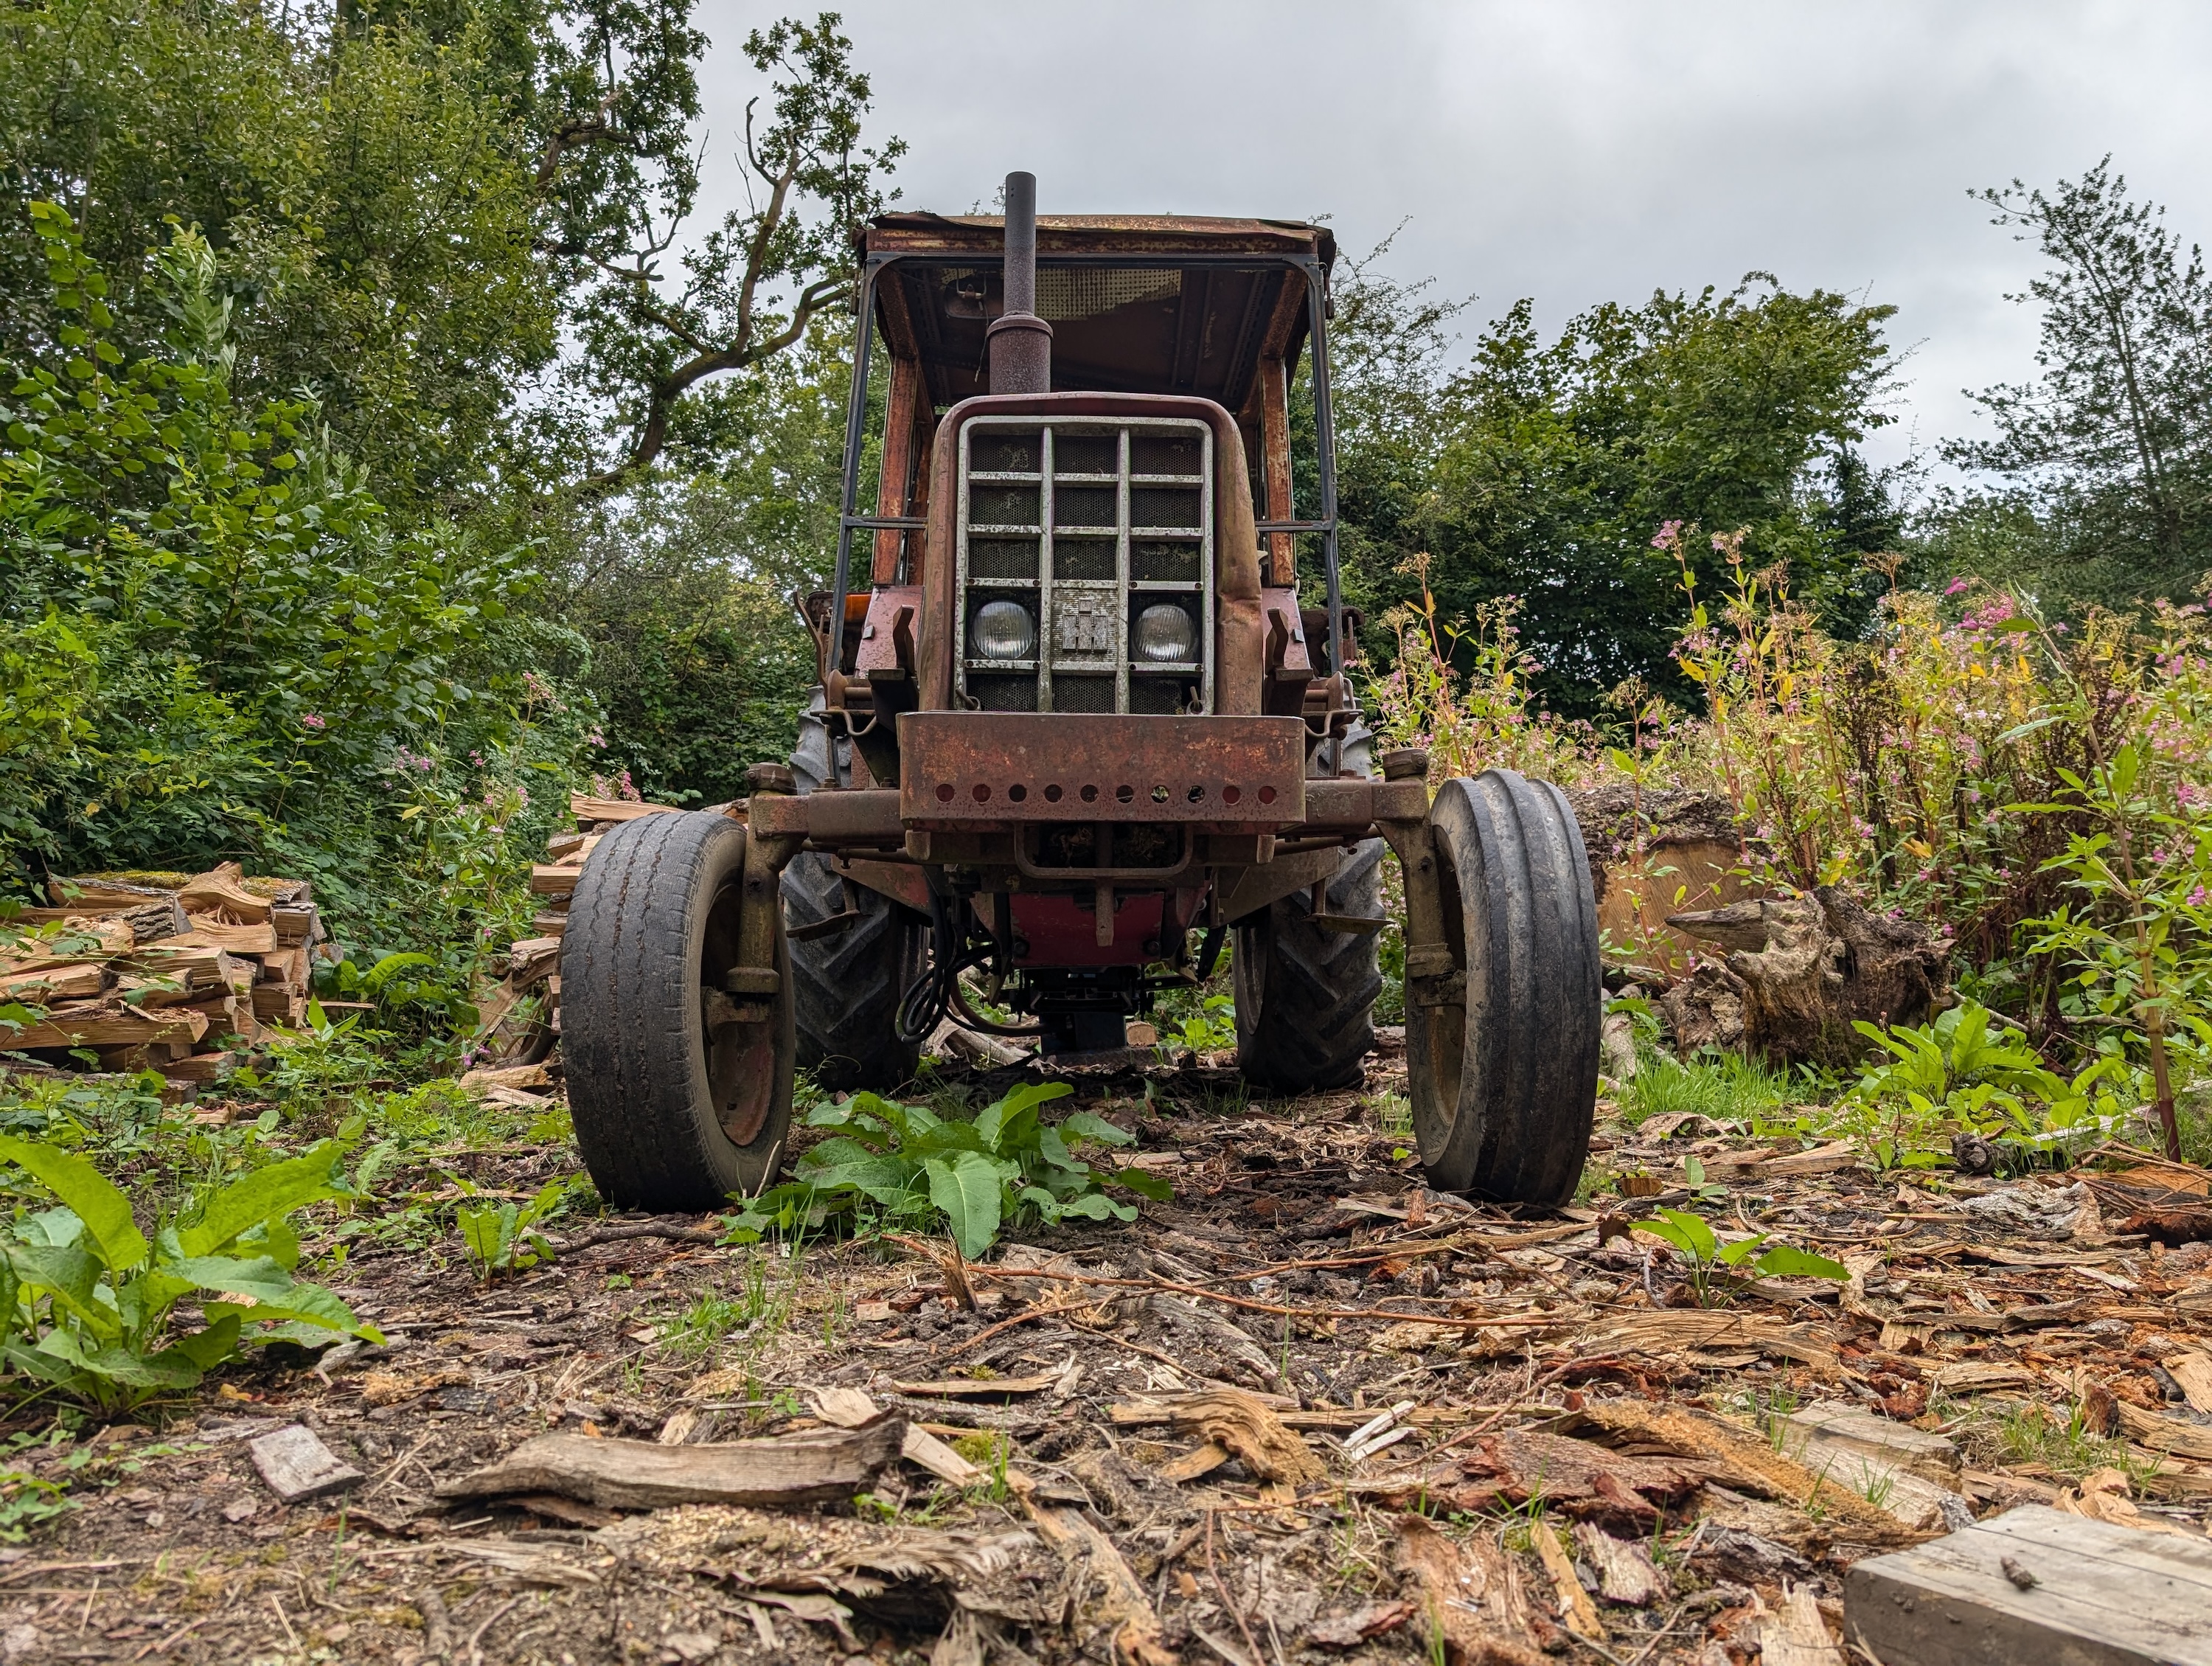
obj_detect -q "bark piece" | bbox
[810,1386,882,1428]
[1307,1601,1414,1649]
[1450,1429,1701,1524]
[2167,1351,2212,1415]
[1393,1515,1548,1666]
[1532,1520,1604,1639]
[1656,960,1748,1055]
[889,1374,1059,1398]
[1848,1502,2212,1666]
[1581,1311,1840,1374]
[437,1419,904,1508]
[1755,1583,1843,1666]
[248,1424,363,1503]
[1668,886,1950,1067]
[1024,1504,1175,1666]
[1573,1521,1664,1607]
[1107,1389,1324,1486]
[1568,1401,1926,1547]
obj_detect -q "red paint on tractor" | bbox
[1011,892,1166,967]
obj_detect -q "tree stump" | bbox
[1655,962,1750,1057]
[1565,785,1750,981]
[1665,887,1950,1068]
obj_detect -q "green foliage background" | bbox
[4,0,2208,1038]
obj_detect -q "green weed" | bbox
[0,1128,381,1408]
[1630,1207,1847,1307]
[728,1082,1170,1258]
[1991,1398,2156,1482]
[455,1176,578,1283]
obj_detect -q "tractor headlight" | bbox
[972,600,1036,659]
[1133,603,1198,664]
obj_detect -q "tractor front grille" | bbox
[955,416,1214,715]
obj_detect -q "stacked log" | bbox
[1,863,330,1085]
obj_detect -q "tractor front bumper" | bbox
[742,710,1427,855]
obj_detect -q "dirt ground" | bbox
[5,1035,2211,1666]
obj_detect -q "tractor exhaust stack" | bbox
[987,170,1052,395]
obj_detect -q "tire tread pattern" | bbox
[1233,838,1385,1092]
[561,811,790,1211]
[782,850,925,1091]
[1418,770,1599,1202]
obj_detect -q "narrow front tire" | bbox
[1406,771,1599,1202]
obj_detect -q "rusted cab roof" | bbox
[865,213,1335,263]
[864,215,1332,412]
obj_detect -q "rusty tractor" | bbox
[560,176,1601,1212]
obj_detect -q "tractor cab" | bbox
[557,177,1601,1223]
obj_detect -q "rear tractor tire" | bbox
[1233,837,1385,1093]
[1407,769,1599,1204]
[561,811,794,1212]
[782,850,928,1092]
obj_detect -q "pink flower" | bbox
[301,713,326,730]
[1651,520,1683,552]
[2191,885,2208,908]
[1944,578,1970,597]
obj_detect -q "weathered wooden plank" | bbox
[1785,1403,1961,1485]
[1846,1504,2212,1665]
[437,1420,905,1508]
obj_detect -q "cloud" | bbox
[693,0,2212,482]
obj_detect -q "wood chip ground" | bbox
[5,1041,2211,1665]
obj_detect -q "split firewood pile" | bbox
[473,792,696,1067]
[0,862,329,1083]
[18,1043,2212,1665]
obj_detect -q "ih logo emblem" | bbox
[1057,595,1113,653]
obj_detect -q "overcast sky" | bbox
[695,0,2212,489]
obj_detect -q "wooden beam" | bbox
[1846,1503,2212,1666]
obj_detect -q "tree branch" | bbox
[535,90,622,190]
[577,271,852,498]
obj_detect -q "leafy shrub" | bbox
[729,1083,1170,1259]
[0,1130,380,1408]
[1,206,602,1051]
[1834,999,2154,1166]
